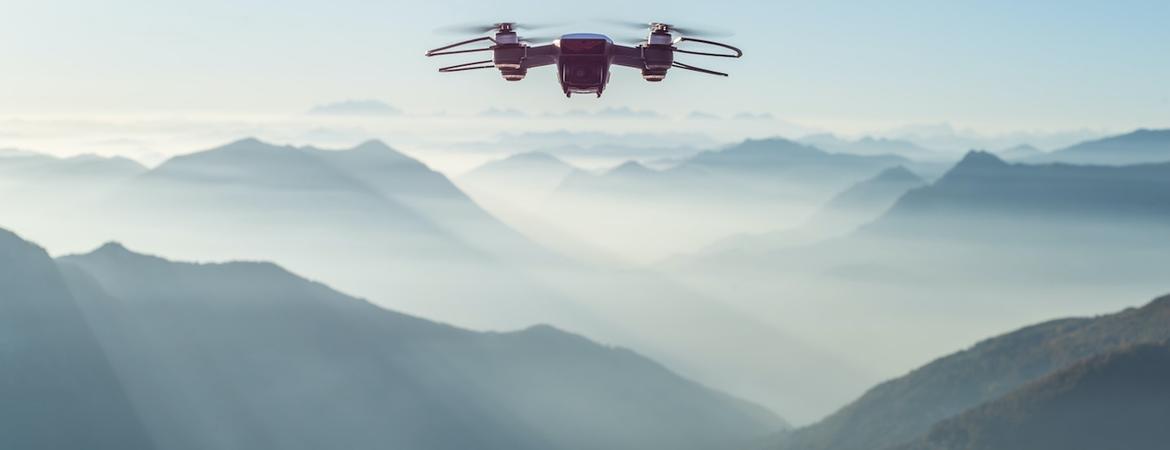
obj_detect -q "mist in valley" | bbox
[5,126,1170,433]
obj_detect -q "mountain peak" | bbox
[954,150,1009,170]
[607,160,655,176]
[222,137,269,149]
[1146,294,1170,312]
[872,165,923,183]
[92,241,133,256]
[350,139,394,153]
[83,242,163,263]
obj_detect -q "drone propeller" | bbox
[597,20,733,38]
[437,22,562,35]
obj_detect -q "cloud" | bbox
[478,108,528,118]
[307,100,401,117]
[545,107,665,119]
[687,111,723,120]
[733,112,775,120]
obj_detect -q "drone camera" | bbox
[501,67,527,81]
[642,68,667,82]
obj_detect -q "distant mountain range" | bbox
[672,138,909,195]
[798,134,940,160]
[0,138,836,427]
[1025,128,1170,165]
[0,227,783,450]
[701,166,926,253]
[773,294,1170,450]
[994,144,1044,161]
[458,151,580,205]
[132,137,535,257]
[868,150,1170,238]
[537,138,910,260]
[0,151,144,181]
[682,149,1170,284]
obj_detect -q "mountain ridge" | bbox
[46,234,785,450]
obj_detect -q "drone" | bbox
[425,21,743,98]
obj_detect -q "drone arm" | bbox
[610,44,647,69]
[426,36,496,57]
[673,37,743,58]
[672,61,729,77]
[438,60,496,72]
[520,44,559,68]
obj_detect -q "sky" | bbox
[1,0,1168,163]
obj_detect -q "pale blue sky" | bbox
[1,0,1168,132]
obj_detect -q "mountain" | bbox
[0,229,152,450]
[774,294,1170,450]
[458,151,579,203]
[0,151,145,182]
[301,140,542,258]
[115,136,550,261]
[121,137,465,252]
[554,137,909,201]
[679,138,906,176]
[868,151,1170,239]
[803,166,925,233]
[537,138,910,261]
[557,160,667,195]
[700,166,926,253]
[0,139,845,424]
[896,341,1170,450]
[799,134,940,160]
[46,237,783,450]
[995,144,1044,161]
[1026,128,1170,165]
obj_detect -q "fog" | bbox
[3,131,1169,430]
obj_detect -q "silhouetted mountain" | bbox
[681,138,906,176]
[775,295,1170,450]
[700,166,925,253]
[816,166,925,222]
[459,151,579,200]
[896,341,1170,450]
[122,137,545,260]
[49,238,782,450]
[0,151,145,182]
[868,151,1170,238]
[302,139,541,258]
[1026,128,1170,165]
[557,160,667,194]
[0,151,145,207]
[0,229,152,450]
[799,134,939,160]
[995,144,1044,161]
[541,138,911,261]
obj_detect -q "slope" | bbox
[54,240,783,450]
[896,341,1170,450]
[0,228,152,450]
[775,294,1170,450]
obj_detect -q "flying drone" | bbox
[425,21,743,98]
